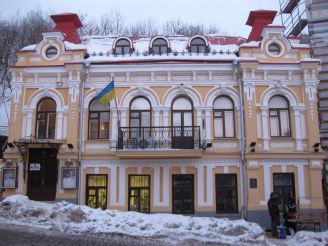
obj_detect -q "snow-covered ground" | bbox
[0,195,327,246]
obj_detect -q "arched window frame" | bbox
[114,38,132,56]
[150,38,169,55]
[189,36,208,54]
[171,95,194,127]
[35,98,56,139]
[213,96,235,138]
[88,99,110,139]
[129,96,152,128]
[269,95,291,137]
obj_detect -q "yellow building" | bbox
[1,11,325,229]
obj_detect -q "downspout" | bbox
[77,61,90,205]
[234,60,248,220]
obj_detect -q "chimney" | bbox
[50,13,83,44]
[246,10,277,42]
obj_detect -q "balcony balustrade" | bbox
[117,126,201,150]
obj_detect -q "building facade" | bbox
[1,11,325,229]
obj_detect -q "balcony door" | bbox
[172,96,194,149]
[129,97,151,148]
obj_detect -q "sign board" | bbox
[30,163,41,171]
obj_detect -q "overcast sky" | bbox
[2,0,281,38]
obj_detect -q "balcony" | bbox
[117,126,201,151]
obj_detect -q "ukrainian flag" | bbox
[96,80,115,105]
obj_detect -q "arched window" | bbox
[36,98,56,139]
[115,39,131,55]
[190,38,207,53]
[129,97,151,139]
[269,96,291,137]
[152,38,168,55]
[88,99,110,139]
[213,96,235,138]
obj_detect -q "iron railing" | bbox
[117,126,201,150]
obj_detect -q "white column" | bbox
[197,165,204,206]
[25,111,33,136]
[163,108,169,127]
[196,109,203,139]
[118,166,126,205]
[154,108,160,127]
[120,108,128,127]
[63,114,67,139]
[293,109,303,151]
[111,109,118,147]
[162,166,169,206]
[205,109,211,142]
[110,166,118,206]
[22,114,27,137]
[206,166,213,206]
[297,164,309,204]
[154,166,161,206]
[16,160,23,193]
[261,164,271,205]
[56,112,63,139]
[261,106,270,151]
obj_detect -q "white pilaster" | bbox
[261,106,270,151]
[196,109,203,139]
[260,164,271,205]
[111,109,118,147]
[119,108,128,127]
[205,109,211,142]
[163,108,169,127]
[154,108,160,127]
[56,112,63,139]
[25,111,33,136]
[293,109,303,151]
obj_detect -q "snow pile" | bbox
[287,231,328,246]
[0,195,266,245]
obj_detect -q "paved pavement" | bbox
[0,222,167,246]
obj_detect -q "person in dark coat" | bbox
[285,197,297,234]
[268,192,280,238]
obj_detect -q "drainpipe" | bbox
[234,60,248,220]
[77,61,90,205]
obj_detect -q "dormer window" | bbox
[152,38,168,55]
[115,39,131,55]
[45,46,58,59]
[268,43,281,56]
[190,37,207,53]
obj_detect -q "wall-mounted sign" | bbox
[61,167,77,189]
[2,167,17,188]
[30,163,41,171]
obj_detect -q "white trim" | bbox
[204,87,240,108]
[120,87,160,108]
[163,86,202,107]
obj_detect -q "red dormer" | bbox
[50,13,83,44]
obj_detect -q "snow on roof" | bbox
[20,44,37,51]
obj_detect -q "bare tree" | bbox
[128,18,158,37]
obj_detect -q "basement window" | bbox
[268,43,281,56]
[45,46,58,59]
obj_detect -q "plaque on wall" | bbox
[61,167,77,189]
[2,168,17,188]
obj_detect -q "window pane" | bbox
[224,111,234,137]
[214,118,223,138]
[280,110,290,136]
[173,113,181,127]
[270,115,280,137]
[123,46,130,54]
[191,38,206,45]
[184,112,192,126]
[89,119,99,139]
[37,120,46,139]
[131,98,151,110]
[90,100,109,111]
[141,112,150,127]
[38,98,56,111]
[173,98,192,110]
[269,96,288,108]
[153,46,159,54]
[214,97,233,109]
[99,112,109,138]
[153,38,167,46]
[47,113,56,139]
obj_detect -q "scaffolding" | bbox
[279,0,308,37]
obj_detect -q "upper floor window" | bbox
[129,97,151,139]
[45,46,58,59]
[213,96,235,138]
[36,98,56,139]
[115,38,131,55]
[88,99,110,139]
[172,97,193,127]
[152,38,168,55]
[269,96,290,137]
[268,43,281,56]
[190,37,207,53]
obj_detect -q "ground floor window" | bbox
[86,174,107,209]
[215,174,238,213]
[128,175,150,213]
[273,173,295,207]
[172,174,194,214]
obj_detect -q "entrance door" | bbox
[172,97,194,149]
[27,148,58,201]
[86,174,107,209]
[273,173,295,207]
[172,174,194,214]
[128,175,150,213]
